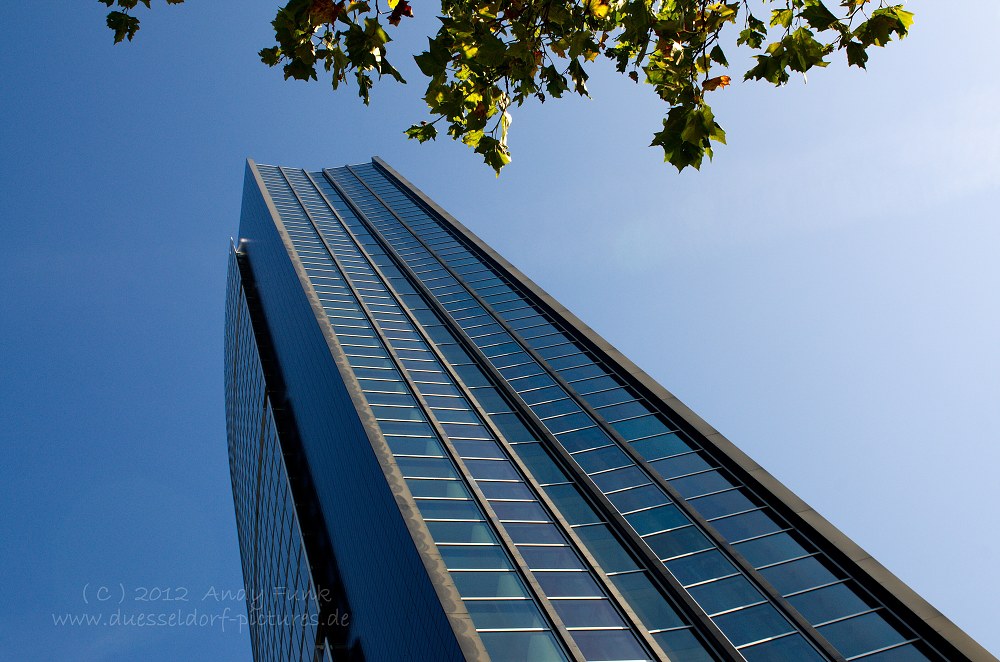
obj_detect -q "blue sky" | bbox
[1,1,997,659]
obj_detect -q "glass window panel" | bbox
[415,382,463,396]
[652,629,714,662]
[491,501,549,522]
[488,299,527,314]
[650,452,713,479]
[503,522,565,545]
[545,413,594,434]
[666,549,739,586]
[533,571,604,597]
[734,532,810,569]
[477,480,533,500]
[521,327,566,345]
[713,603,794,648]
[551,599,625,628]
[573,444,633,474]
[573,524,640,573]
[386,436,446,457]
[395,456,459,479]
[532,398,581,420]
[570,630,650,662]
[607,484,670,514]
[740,634,826,662]
[688,489,758,520]
[476,331,516,347]
[371,405,425,422]
[422,394,465,409]
[631,433,694,461]
[625,504,689,536]
[433,408,483,425]
[533,341,574,358]
[787,582,874,625]
[518,321,561,338]
[608,571,685,631]
[438,344,474,365]
[378,419,436,437]
[512,444,568,484]
[759,556,840,596]
[465,460,521,481]
[353,367,402,381]
[450,571,528,598]
[558,363,606,382]
[442,423,492,439]
[517,545,584,570]
[572,375,623,395]
[477,631,565,662]
[711,509,784,543]
[547,353,592,371]
[817,612,908,659]
[452,364,491,387]
[499,362,545,380]
[670,470,735,499]
[856,643,934,662]
[409,370,451,388]
[465,600,547,630]
[438,545,512,570]
[644,525,714,561]
[490,413,538,443]
[519,385,567,405]
[611,415,673,441]
[451,439,506,459]
[544,483,601,525]
[556,426,615,453]
[427,521,498,544]
[365,392,417,407]
[590,465,648,492]
[406,478,471,499]
[490,351,533,369]
[468,387,511,414]
[594,400,653,423]
[416,499,483,520]
[509,373,559,393]
[482,342,523,358]
[581,389,634,409]
[688,575,765,615]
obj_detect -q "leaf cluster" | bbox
[99,0,914,173]
[98,0,184,44]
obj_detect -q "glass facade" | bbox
[225,251,327,662]
[225,159,989,662]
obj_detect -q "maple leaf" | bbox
[702,75,731,91]
[388,0,413,26]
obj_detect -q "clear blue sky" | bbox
[1,1,997,660]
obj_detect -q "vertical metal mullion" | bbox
[348,164,846,662]
[327,166,739,661]
[281,168,585,662]
[303,171,664,661]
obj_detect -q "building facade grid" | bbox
[224,157,995,662]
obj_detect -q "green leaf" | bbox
[567,59,589,96]
[770,8,793,28]
[106,11,140,43]
[475,136,511,174]
[801,1,839,32]
[405,122,438,142]
[709,45,729,67]
[845,41,868,68]
[259,46,282,66]
[738,25,767,49]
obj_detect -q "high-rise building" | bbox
[224,159,993,662]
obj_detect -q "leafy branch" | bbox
[98,0,914,173]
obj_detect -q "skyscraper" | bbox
[224,158,993,662]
